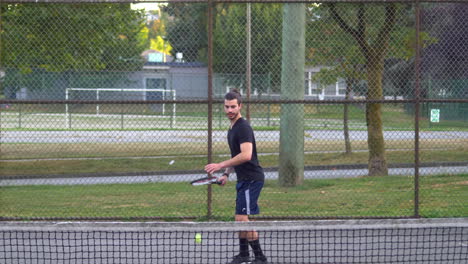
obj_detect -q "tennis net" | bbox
[1,218,467,264]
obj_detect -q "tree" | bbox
[1,3,147,72]
[307,3,437,176]
[306,4,367,155]
[421,4,468,83]
[212,4,282,86]
[145,9,172,55]
[1,3,147,93]
[327,3,397,176]
[162,3,208,63]
[304,3,415,176]
[162,3,283,89]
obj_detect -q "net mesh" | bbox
[1,219,467,264]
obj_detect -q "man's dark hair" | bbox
[224,88,242,105]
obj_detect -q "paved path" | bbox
[2,130,468,143]
[1,165,467,186]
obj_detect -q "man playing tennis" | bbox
[205,89,268,264]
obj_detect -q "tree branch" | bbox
[375,4,397,56]
[357,4,366,39]
[329,3,369,58]
[329,3,357,37]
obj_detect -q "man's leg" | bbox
[237,215,267,263]
[229,215,250,264]
[230,181,267,263]
[242,181,267,263]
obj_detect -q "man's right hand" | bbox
[217,175,228,186]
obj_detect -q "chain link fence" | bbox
[1,0,467,220]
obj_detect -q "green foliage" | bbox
[162,3,283,88]
[213,4,282,80]
[305,3,436,90]
[162,3,208,62]
[0,3,147,72]
[306,3,415,176]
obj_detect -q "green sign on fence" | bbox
[430,109,440,123]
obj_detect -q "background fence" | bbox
[0,0,467,221]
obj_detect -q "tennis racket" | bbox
[190,176,221,186]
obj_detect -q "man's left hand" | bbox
[204,163,222,174]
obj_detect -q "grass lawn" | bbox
[2,103,467,131]
[1,145,467,177]
[1,174,466,220]
[1,104,466,220]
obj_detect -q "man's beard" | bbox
[227,112,239,120]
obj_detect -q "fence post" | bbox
[121,105,124,130]
[18,103,22,129]
[246,3,252,122]
[207,0,214,220]
[413,0,421,218]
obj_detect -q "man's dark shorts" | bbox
[235,180,264,215]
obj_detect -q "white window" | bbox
[337,79,347,96]
[305,71,322,96]
[304,72,310,95]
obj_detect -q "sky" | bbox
[131,3,161,11]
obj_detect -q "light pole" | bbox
[246,3,252,121]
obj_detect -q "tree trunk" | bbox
[366,56,388,176]
[279,3,305,187]
[344,79,353,154]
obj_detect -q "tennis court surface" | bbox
[1,218,467,264]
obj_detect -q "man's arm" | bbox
[217,167,235,186]
[223,167,235,176]
[204,142,252,175]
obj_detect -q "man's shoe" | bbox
[251,255,268,263]
[228,254,251,264]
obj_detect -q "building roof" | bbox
[144,61,206,68]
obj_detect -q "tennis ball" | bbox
[195,233,202,244]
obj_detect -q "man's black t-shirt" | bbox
[227,118,265,182]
